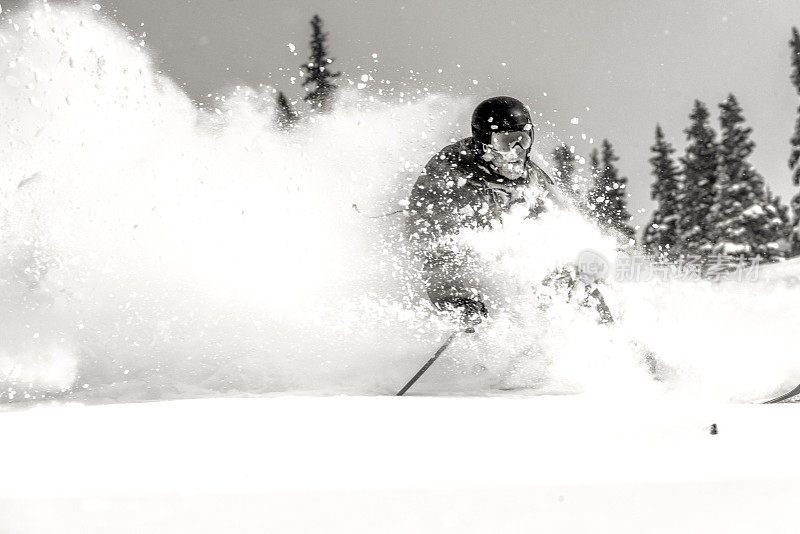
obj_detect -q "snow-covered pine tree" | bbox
[791,194,800,255]
[587,139,635,243]
[552,143,576,186]
[677,100,718,257]
[301,15,341,113]
[706,94,787,261]
[643,125,682,259]
[766,188,794,254]
[789,27,800,186]
[552,143,586,207]
[275,91,299,131]
[789,27,800,256]
[580,147,600,215]
[767,189,791,222]
[554,143,593,211]
[588,147,600,186]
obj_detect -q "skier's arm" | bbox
[423,245,483,308]
[407,168,484,311]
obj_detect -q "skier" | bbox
[406,96,605,328]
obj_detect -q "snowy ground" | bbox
[1,395,799,533]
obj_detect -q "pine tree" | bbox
[677,100,718,257]
[790,193,800,255]
[767,189,792,226]
[275,91,299,131]
[552,143,585,207]
[766,189,794,255]
[554,143,593,211]
[588,147,600,187]
[301,15,341,113]
[789,27,800,256]
[643,125,682,259]
[587,139,635,242]
[552,143,576,187]
[580,147,600,215]
[707,94,788,261]
[789,27,800,186]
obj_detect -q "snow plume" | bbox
[0,2,461,401]
[0,2,798,405]
[617,278,800,402]
[439,210,660,398]
[450,211,800,402]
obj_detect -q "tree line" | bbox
[276,16,800,262]
[555,28,800,262]
[274,14,340,131]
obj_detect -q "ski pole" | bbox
[351,203,406,219]
[396,330,460,396]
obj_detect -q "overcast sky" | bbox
[39,1,800,227]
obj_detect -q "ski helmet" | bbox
[471,96,533,146]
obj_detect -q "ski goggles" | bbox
[490,130,532,153]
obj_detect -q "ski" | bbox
[762,382,800,404]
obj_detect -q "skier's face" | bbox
[482,130,532,180]
[490,130,532,155]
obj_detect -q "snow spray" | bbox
[0,2,798,404]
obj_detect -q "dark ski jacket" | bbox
[406,137,572,308]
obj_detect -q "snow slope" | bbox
[756,254,800,283]
[1,396,799,533]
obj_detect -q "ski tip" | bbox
[761,383,800,404]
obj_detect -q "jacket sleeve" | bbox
[406,162,482,308]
